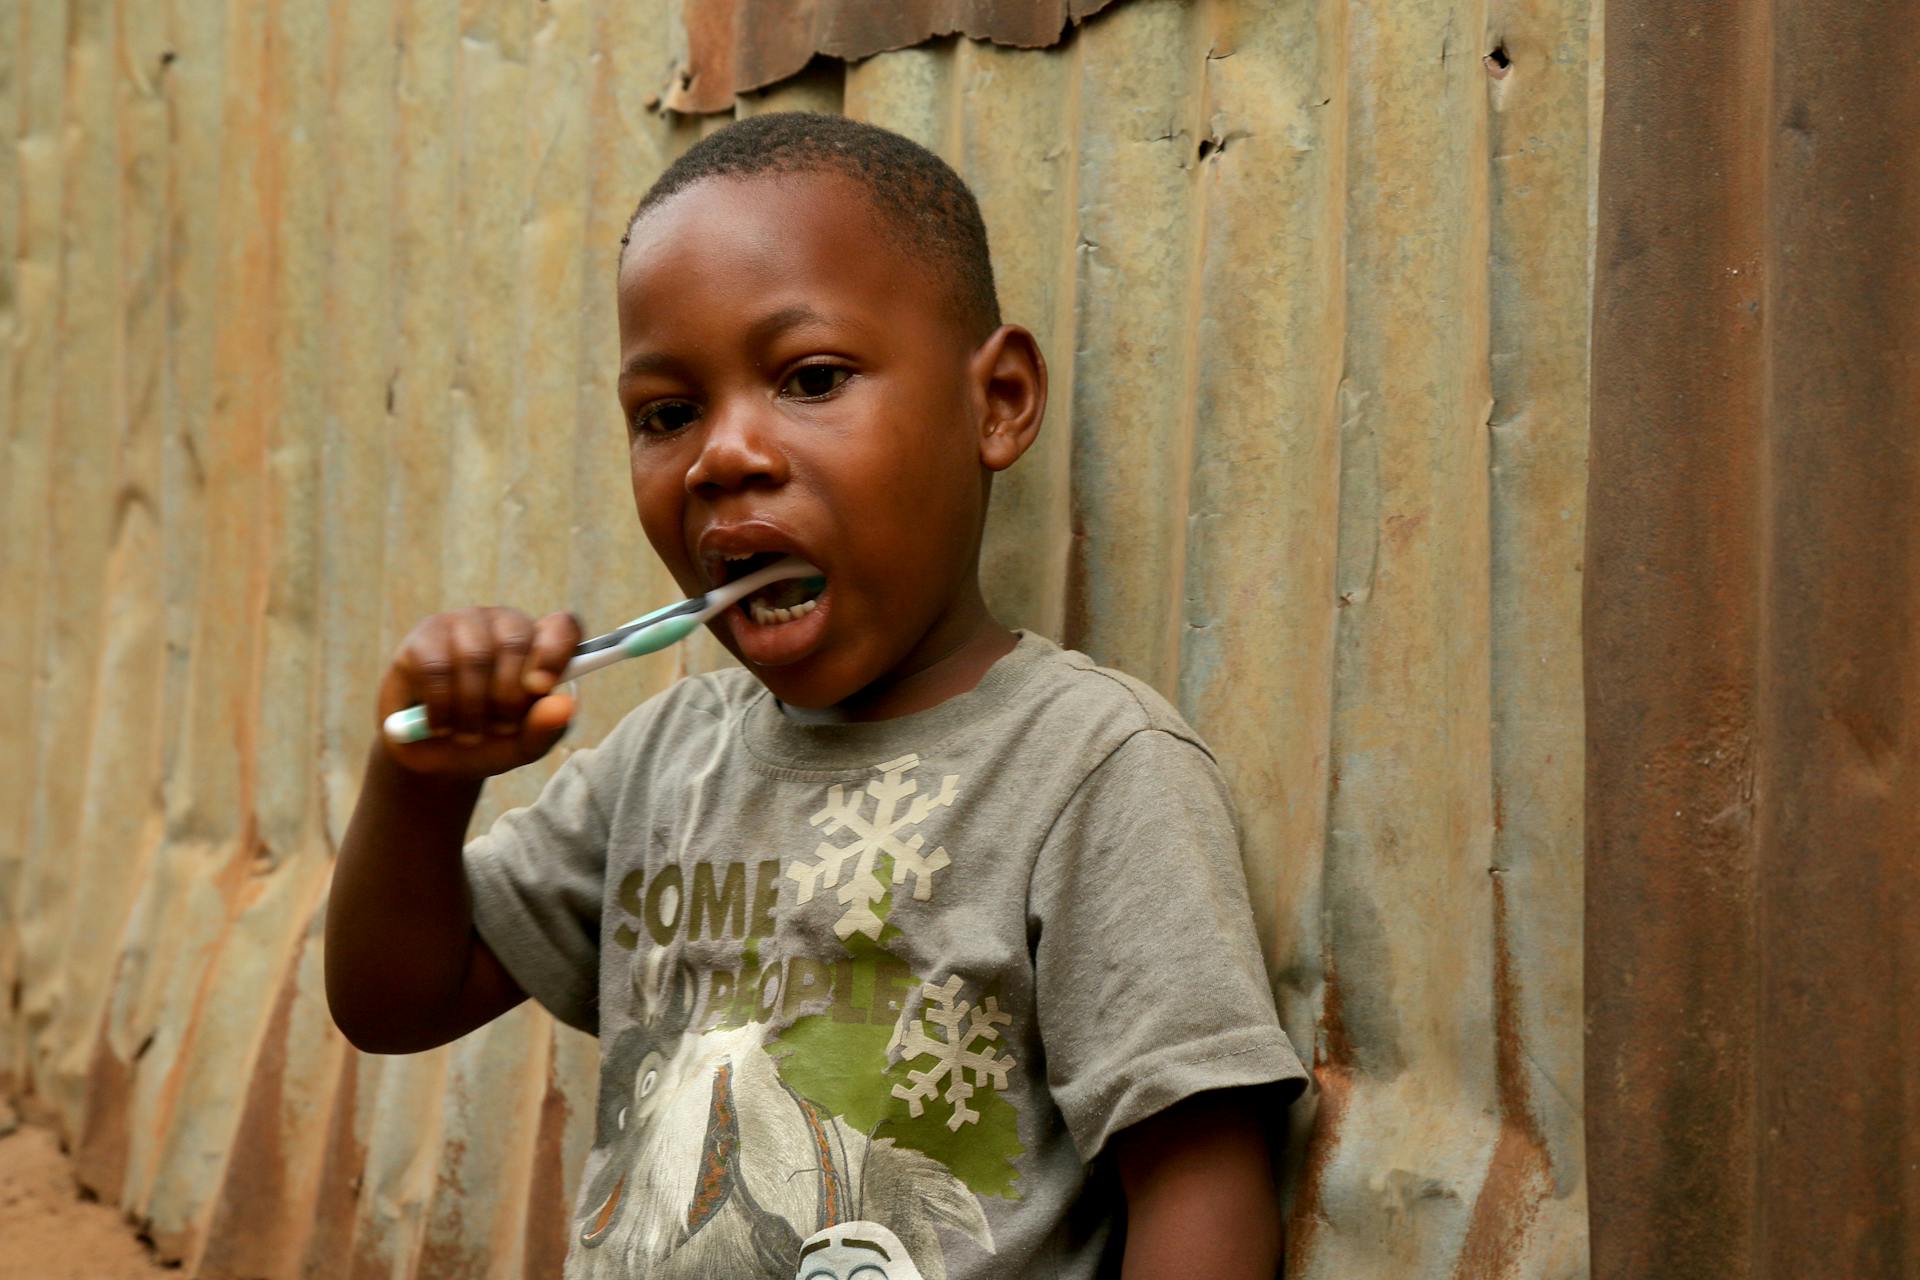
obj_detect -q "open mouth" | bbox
[719,551,828,627]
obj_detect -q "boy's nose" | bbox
[684,401,789,495]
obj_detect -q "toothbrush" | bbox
[382,556,824,745]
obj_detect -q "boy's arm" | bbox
[1029,728,1307,1273]
[325,747,528,1053]
[325,607,580,1054]
[1112,1086,1285,1280]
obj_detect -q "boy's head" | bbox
[621,112,1002,343]
[615,114,1046,712]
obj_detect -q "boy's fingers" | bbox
[518,692,576,758]
[486,608,534,734]
[446,609,495,742]
[404,616,456,737]
[524,612,583,695]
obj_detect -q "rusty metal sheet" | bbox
[666,0,1129,113]
[0,0,67,1117]
[1,0,1595,1275]
[1586,0,1920,1276]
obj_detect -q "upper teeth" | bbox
[724,552,757,561]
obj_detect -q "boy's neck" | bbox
[785,588,1017,724]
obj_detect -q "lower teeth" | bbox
[749,596,819,627]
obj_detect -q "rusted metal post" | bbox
[1588,0,1920,1274]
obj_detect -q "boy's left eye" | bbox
[781,365,851,400]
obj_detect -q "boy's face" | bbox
[616,171,1024,709]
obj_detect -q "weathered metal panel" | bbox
[1587,0,1920,1276]
[2,0,1594,1274]
[667,0,1128,113]
[26,0,124,1142]
[0,0,66,1143]
[1476,0,1591,1273]
[1299,0,1507,1267]
[0,0,27,1111]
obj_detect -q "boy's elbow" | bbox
[326,993,437,1056]
[324,945,429,1055]
[325,968,398,1055]
[323,934,523,1055]
[332,1019,398,1057]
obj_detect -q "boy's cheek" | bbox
[629,473,684,548]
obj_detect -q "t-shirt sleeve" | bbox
[463,746,612,1036]
[1029,728,1308,1161]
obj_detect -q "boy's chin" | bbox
[709,614,856,709]
[734,637,891,715]
[745,660,865,713]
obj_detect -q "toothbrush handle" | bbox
[556,612,700,682]
[557,645,632,684]
[380,612,703,745]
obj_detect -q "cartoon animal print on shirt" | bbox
[795,1221,929,1280]
[573,950,991,1280]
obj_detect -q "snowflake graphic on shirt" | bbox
[890,974,1017,1131]
[766,758,1026,1199]
[787,753,960,941]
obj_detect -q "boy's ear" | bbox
[970,324,1047,473]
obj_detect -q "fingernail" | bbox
[524,671,555,694]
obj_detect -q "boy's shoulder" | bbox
[1006,632,1215,762]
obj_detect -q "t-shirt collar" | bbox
[741,629,1053,773]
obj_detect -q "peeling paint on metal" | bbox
[667,0,1131,113]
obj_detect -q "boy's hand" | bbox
[378,607,582,779]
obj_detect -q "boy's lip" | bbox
[725,579,832,667]
[694,521,822,591]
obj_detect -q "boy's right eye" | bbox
[632,400,700,436]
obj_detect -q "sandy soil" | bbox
[0,1109,173,1279]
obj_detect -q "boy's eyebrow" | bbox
[619,350,685,384]
[743,303,841,348]
[618,305,853,387]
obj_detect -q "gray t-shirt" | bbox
[465,631,1306,1280]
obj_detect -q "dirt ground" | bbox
[0,1108,173,1279]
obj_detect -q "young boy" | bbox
[326,113,1305,1279]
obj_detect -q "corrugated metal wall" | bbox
[0,0,1594,1274]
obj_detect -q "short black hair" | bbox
[620,112,1002,341]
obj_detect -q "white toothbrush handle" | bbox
[559,645,633,683]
